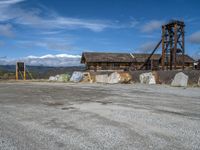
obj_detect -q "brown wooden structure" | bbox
[161,20,185,70]
[81,52,136,71]
[16,62,26,80]
[135,54,194,70]
[133,54,161,70]
[81,52,194,71]
[140,20,186,70]
[194,59,200,70]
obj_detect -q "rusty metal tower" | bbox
[161,20,185,70]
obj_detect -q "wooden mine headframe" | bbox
[161,20,185,70]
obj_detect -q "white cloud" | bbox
[46,43,73,51]
[0,0,24,5]
[16,37,75,51]
[141,20,163,33]
[129,18,139,28]
[0,54,82,66]
[137,41,158,53]
[11,11,111,32]
[0,1,117,32]
[0,24,14,37]
[39,30,62,35]
[189,31,200,44]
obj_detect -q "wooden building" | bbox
[133,54,195,70]
[133,54,161,70]
[81,52,136,71]
[194,59,200,70]
[167,54,194,69]
[81,52,195,71]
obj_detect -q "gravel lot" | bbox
[0,82,200,150]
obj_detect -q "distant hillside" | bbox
[0,65,85,79]
[0,65,16,72]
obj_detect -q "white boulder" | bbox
[49,76,57,81]
[57,74,70,82]
[107,72,121,84]
[139,72,156,84]
[107,72,132,84]
[70,72,84,82]
[171,72,188,87]
[49,75,60,81]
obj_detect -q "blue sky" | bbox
[0,0,200,66]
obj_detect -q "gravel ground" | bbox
[0,82,200,150]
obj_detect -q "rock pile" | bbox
[95,72,132,84]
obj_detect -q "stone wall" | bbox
[130,70,200,85]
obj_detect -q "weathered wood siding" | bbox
[86,62,133,71]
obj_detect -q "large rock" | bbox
[70,72,84,82]
[107,72,132,84]
[49,74,70,82]
[49,76,57,81]
[55,75,60,79]
[119,72,132,83]
[57,74,70,82]
[198,76,200,87]
[95,74,109,83]
[49,75,60,81]
[107,72,121,84]
[81,72,93,83]
[139,72,156,84]
[171,72,188,87]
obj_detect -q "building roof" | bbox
[133,53,161,63]
[133,53,194,63]
[81,52,136,63]
[171,54,195,63]
[81,52,194,64]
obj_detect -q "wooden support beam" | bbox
[24,63,26,80]
[16,62,18,80]
[182,26,185,70]
[161,26,165,70]
[173,24,178,70]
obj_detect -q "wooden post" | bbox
[173,24,178,70]
[16,62,26,80]
[24,63,26,80]
[161,26,165,70]
[16,62,18,80]
[182,26,185,70]
[169,28,173,70]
